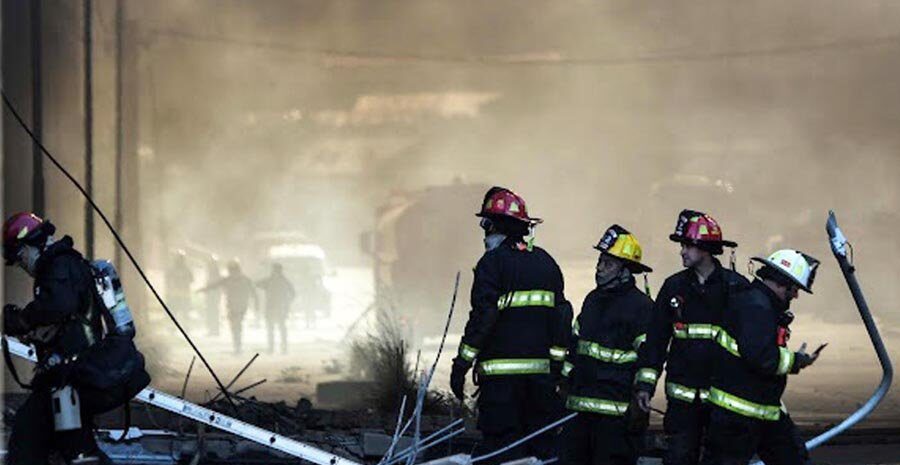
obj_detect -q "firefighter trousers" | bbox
[663,398,710,465]
[7,388,110,465]
[561,412,640,465]
[474,374,563,465]
[702,407,809,465]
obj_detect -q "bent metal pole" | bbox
[803,211,894,450]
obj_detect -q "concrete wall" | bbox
[2,0,145,390]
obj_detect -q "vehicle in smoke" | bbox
[360,182,489,345]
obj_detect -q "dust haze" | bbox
[113,1,899,423]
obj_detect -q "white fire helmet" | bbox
[751,249,820,294]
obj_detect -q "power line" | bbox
[148,27,900,67]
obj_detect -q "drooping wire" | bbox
[0,89,240,414]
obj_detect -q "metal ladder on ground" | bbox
[3,336,362,465]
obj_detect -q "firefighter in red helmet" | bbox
[451,187,573,464]
[633,210,749,465]
[2,212,112,464]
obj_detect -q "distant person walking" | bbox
[199,259,258,354]
[204,256,223,336]
[256,263,296,354]
[166,251,194,328]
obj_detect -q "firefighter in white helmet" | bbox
[704,249,825,465]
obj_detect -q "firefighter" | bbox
[2,212,110,465]
[561,225,654,465]
[703,250,823,465]
[450,186,573,464]
[204,255,223,337]
[633,210,749,465]
[256,262,296,354]
[199,259,258,354]
[166,250,194,328]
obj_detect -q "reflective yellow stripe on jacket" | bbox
[476,358,550,376]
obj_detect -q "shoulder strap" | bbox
[84,259,116,333]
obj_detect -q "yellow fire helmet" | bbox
[594,224,653,274]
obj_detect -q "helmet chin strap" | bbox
[526,224,536,252]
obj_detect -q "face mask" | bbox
[484,233,507,252]
[595,260,629,289]
[18,246,40,277]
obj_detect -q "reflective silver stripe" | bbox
[497,290,555,310]
[632,334,647,350]
[576,340,637,364]
[635,368,659,385]
[549,346,567,361]
[776,347,795,375]
[666,382,709,403]
[673,323,720,340]
[459,343,479,362]
[477,358,550,376]
[715,329,741,357]
[709,387,781,421]
[566,396,628,416]
[562,361,574,377]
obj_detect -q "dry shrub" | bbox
[349,308,455,416]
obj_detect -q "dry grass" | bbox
[348,308,456,416]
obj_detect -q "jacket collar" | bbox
[751,278,789,312]
[35,236,78,274]
[596,275,636,296]
[688,258,724,286]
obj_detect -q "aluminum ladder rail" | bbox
[3,336,362,465]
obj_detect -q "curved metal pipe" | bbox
[806,211,894,450]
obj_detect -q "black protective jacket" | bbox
[14,237,103,364]
[456,238,572,377]
[709,279,799,418]
[565,277,653,412]
[635,260,748,400]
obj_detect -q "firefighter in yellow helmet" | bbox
[561,225,654,465]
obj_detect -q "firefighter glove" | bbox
[633,389,652,413]
[3,304,27,336]
[450,358,469,401]
[625,397,650,433]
